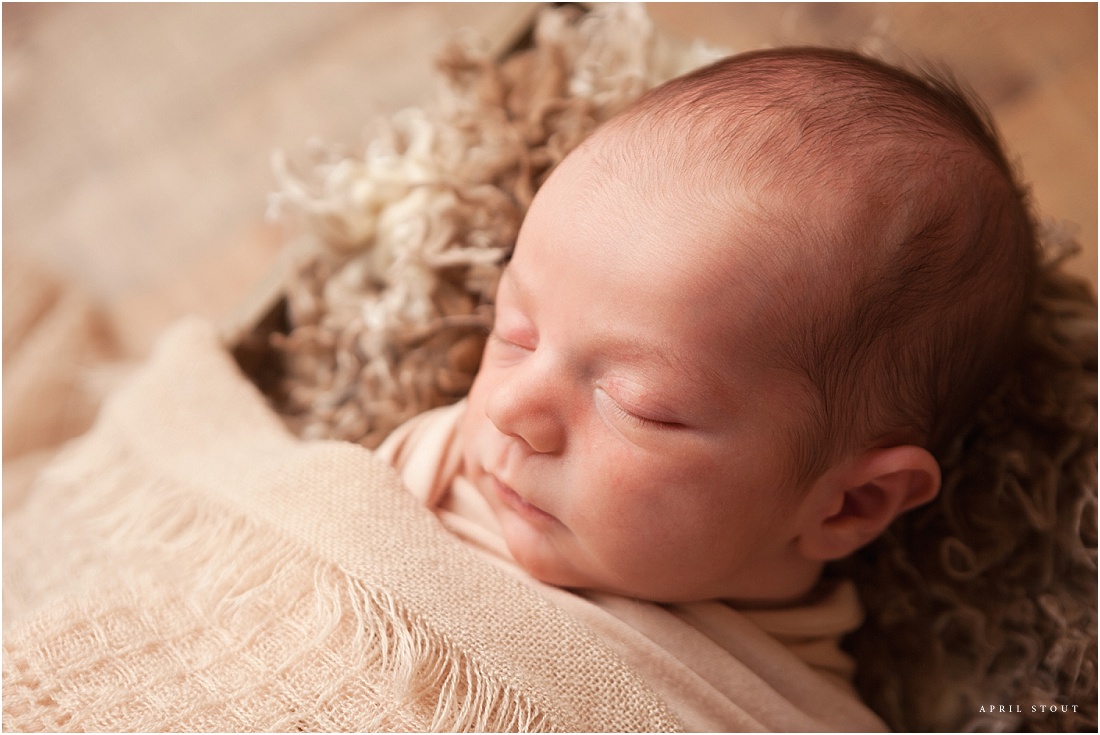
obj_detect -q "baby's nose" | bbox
[484,369,565,455]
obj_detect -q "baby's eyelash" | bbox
[604,393,681,431]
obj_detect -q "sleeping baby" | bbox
[379,46,1036,730]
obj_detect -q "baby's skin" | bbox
[457,115,939,604]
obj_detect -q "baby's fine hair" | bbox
[609,47,1039,483]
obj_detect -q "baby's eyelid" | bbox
[488,327,535,352]
[597,385,682,429]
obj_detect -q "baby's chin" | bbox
[493,520,665,600]
[488,505,595,590]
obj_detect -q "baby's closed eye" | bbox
[595,384,684,430]
[486,324,537,353]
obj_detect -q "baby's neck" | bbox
[714,555,826,608]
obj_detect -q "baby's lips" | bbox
[491,475,560,525]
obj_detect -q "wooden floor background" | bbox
[4,2,1096,354]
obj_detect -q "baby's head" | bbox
[459,48,1037,604]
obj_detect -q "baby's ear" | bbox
[797,446,940,562]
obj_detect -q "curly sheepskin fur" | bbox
[265,5,1097,731]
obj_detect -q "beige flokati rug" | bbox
[266,4,1097,731]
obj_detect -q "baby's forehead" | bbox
[588,121,869,256]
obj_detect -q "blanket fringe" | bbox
[4,440,555,732]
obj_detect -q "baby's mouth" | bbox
[491,476,559,525]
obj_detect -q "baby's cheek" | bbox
[456,409,481,464]
[464,369,491,415]
[584,456,683,540]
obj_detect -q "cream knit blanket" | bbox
[2,319,681,732]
